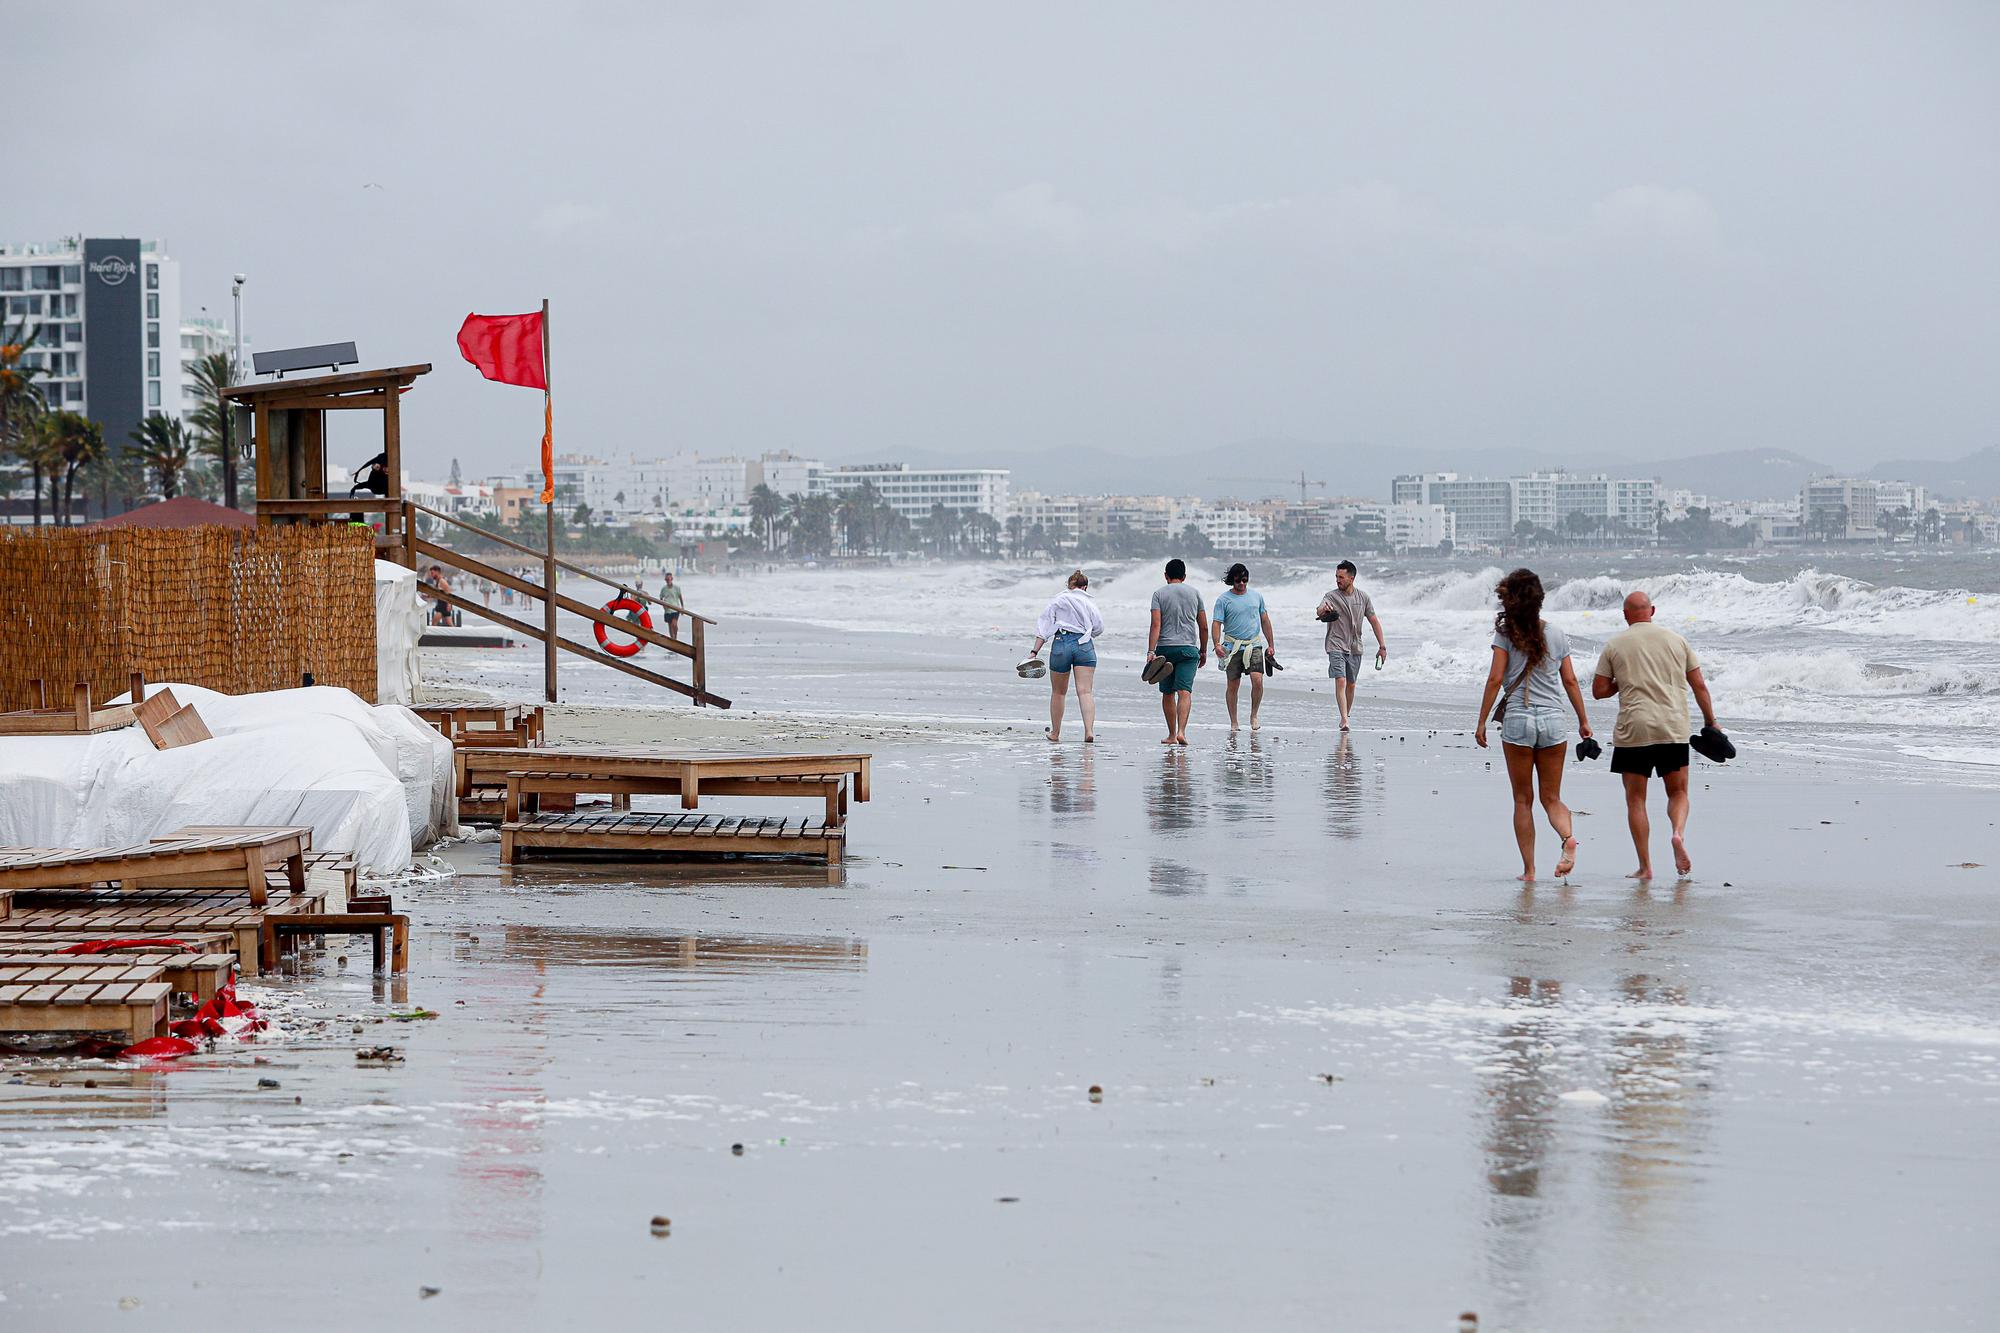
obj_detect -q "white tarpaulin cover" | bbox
[0,685,455,875]
[375,558,424,706]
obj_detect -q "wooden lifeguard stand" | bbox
[221,363,432,564]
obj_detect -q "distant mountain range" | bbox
[832,441,1999,503]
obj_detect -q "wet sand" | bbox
[3,619,1997,1330]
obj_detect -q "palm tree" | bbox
[40,411,105,524]
[749,483,783,548]
[185,350,238,508]
[1005,514,1023,558]
[0,316,51,518]
[19,413,65,526]
[130,413,194,498]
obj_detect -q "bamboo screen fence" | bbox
[0,525,377,707]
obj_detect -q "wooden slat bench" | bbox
[0,827,311,909]
[0,960,173,1045]
[458,746,871,806]
[263,912,410,974]
[502,811,845,866]
[419,703,544,748]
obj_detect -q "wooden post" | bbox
[383,370,403,562]
[542,298,558,705]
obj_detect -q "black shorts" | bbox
[1610,743,1689,777]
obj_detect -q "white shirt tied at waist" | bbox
[1036,590,1104,645]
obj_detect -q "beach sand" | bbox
[2,614,1997,1330]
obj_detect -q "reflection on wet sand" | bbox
[1146,748,1199,835]
[1478,970,1714,1316]
[0,1064,169,1121]
[1046,747,1098,820]
[1148,858,1209,897]
[1324,733,1380,840]
[455,927,869,973]
[451,943,549,1249]
[1216,733,1275,819]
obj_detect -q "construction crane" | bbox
[1210,470,1329,505]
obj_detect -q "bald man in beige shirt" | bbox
[1592,590,1718,880]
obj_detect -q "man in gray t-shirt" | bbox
[1146,558,1208,745]
[1313,559,1387,732]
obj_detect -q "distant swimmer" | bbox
[1147,558,1208,746]
[1315,559,1386,732]
[1030,569,1104,743]
[1475,569,1594,882]
[1211,562,1275,733]
[1593,590,1718,880]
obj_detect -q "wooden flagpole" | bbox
[542,297,558,704]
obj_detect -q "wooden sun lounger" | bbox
[0,828,311,909]
[501,811,845,867]
[458,746,871,805]
[0,950,234,1003]
[501,769,851,828]
[0,888,329,977]
[418,703,544,748]
[0,960,173,1045]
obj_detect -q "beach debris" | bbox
[1459,1314,1478,1332]
[119,1297,141,1310]
[1088,1084,1103,1103]
[419,1286,441,1299]
[1955,862,1983,869]
[388,1009,439,1022]
[650,1216,672,1236]
[352,1025,365,1035]
[356,1046,403,1064]
[123,1036,198,1059]
[942,865,989,871]
[996,1196,1020,1204]
[336,956,348,968]
[1558,1088,1608,1104]
[84,1079,97,1088]
[257,1077,281,1089]
[731,1142,745,1156]
[1316,1074,1342,1085]
[1199,1076,1216,1087]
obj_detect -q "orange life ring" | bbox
[594,596,652,657]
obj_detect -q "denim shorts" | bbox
[1327,651,1363,682]
[1500,704,1570,750]
[1049,632,1097,674]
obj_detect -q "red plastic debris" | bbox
[122,1036,199,1059]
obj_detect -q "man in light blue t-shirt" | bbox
[1210,562,1277,733]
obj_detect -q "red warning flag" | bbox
[456,312,547,391]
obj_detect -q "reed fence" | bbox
[0,524,376,707]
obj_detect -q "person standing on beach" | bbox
[659,572,685,638]
[1030,570,1104,743]
[1147,558,1208,746]
[1315,560,1386,732]
[1593,590,1718,880]
[1474,569,1593,882]
[1211,562,1275,733]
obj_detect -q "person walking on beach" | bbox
[1315,560,1386,732]
[1211,562,1275,733]
[1147,558,1208,746]
[1593,590,1718,880]
[1474,569,1593,882]
[1030,570,1104,743]
[659,572,685,638]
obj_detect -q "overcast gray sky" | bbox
[12,1,1997,477]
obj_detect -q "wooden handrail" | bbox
[405,501,716,625]
[411,537,694,662]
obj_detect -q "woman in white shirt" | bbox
[1031,570,1105,743]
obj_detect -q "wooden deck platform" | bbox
[501,812,845,865]
[0,828,311,909]
[0,960,173,1045]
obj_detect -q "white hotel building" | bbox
[822,463,1010,525]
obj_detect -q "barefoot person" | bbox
[1592,590,1718,880]
[1029,570,1104,743]
[1315,560,1386,732]
[1211,562,1275,733]
[1147,558,1208,746]
[1474,569,1593,882]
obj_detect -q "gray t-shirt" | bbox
[1150,583,1205,648]
[1319,585,1376,655]
[1492,621,1573,713]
